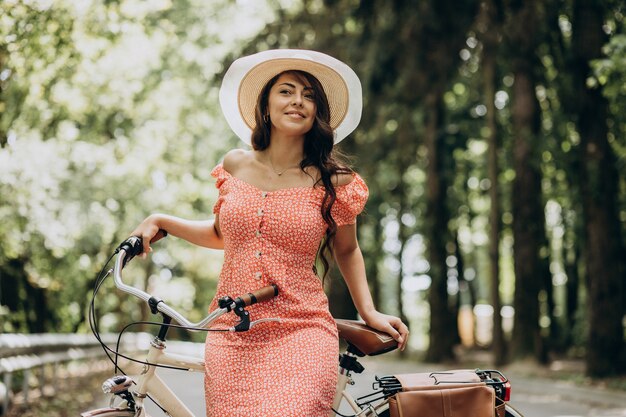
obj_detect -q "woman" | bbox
[131,49,409,417]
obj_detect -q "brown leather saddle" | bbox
[335,319,398,356]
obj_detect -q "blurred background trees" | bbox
[0,0,624,377]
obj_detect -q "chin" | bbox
[276,125,312,137]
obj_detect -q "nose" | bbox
[291,92,304,107]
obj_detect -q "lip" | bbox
[285,111,306,118]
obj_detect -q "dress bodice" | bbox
[207,164,368,344]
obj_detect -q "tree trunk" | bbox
[0,259,27,331]
[505,0,549,362]
[424,91,456,362]
[451,234,464,347]
[327,267,359,320]
[564,241,581,341]
[481,0,506,365]
[395,114,415,357]
[571,0,625,377]
[367,218,383,310]
[509,67,546,361]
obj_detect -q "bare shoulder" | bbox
[222,149,253,174]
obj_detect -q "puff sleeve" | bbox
[210,164,230,215]
[332,173,369,227]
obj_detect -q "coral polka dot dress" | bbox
[203,164,368,417]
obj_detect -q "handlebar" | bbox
[112,235,279,330]
[234,285,279,308]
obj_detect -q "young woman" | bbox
[131,49,409,417]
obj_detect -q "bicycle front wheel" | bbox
[504,404,525,417]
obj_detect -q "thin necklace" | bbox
[268,154,300,176]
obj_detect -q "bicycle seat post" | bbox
[339,347,365,375]
[333,347,365,413]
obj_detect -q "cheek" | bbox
[307,103,317,121]
[267,95,283,110]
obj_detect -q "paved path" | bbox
[99,344,626,417]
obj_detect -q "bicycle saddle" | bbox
[335,319,398,356]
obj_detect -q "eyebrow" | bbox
[278,82,314,91]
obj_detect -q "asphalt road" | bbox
[103,346,626,417]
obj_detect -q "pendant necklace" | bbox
[268,154,300,176]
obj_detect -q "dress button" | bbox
[255,251,262,258]
[257,208,264,216]
[254,272,262,280]
[262,192,268,198]
[255,230,262,237]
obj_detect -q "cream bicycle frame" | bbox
[121,338,205,417]
[332,355,389,417]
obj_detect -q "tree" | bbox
[504,0,551,362]
[571,0,624,376]
[478,0,507,365]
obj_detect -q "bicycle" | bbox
[81,235,524,417]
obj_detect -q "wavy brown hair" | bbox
[251,70,352,279]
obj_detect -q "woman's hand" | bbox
[130,214,162,257]
[363,310,410,351]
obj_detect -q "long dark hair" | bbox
[251,70,352,279]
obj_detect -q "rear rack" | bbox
[355,369,510,408]
[476,369,510,401]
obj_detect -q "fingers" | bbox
[398,324,409,351]
[386,318,409,351]
[365,313,410,351]
[384,323,402,342]
[130,225,157,260]
[142,234,152,257]
[140,237,152,259]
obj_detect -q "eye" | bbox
[279,89,292,95]
[304,93,315,100]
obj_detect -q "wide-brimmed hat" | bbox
[219,49,362,145]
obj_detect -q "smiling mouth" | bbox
[285,111,306,118]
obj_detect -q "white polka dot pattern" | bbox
[204,164,368,417]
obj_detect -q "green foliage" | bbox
[593,34,626,99]
[592,33,626,173]
[0,0,279,334]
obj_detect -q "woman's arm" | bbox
[131,213,223,255]
[333,223,409,351]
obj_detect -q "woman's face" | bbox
[266,73,317,138]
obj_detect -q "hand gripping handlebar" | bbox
[113,234,279,330]
[117,229,168,268]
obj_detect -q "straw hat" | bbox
[219,49,362,145]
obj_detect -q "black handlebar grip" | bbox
[118,229,168,268]
[237,284,279,307]
[118,236,142,269]
[119,236,144,257]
